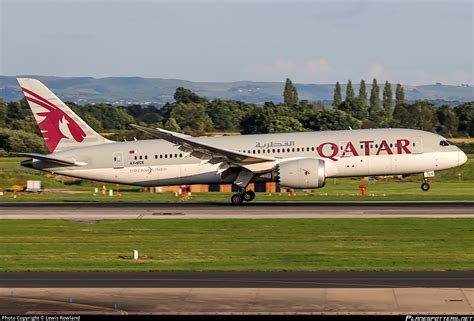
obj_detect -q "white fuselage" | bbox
[30,128,467,187]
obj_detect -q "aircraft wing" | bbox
[16,153,87,166]
[130,124,276,166]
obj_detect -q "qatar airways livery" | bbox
[17,78,467,204]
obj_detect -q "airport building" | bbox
[148,182,281,193]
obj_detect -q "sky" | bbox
[0,0,472,85]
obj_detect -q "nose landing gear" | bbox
[421,181,430,191]
[421,171,434,192]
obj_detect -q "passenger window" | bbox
[292,148,295,152]
[145,155,148,160]
[114,157,117,161]
[160,155,163,159]
[297,148,300,152]
[139,155,142,160]
[277,149,280,153]
[311,147,314,151]
[164,154,167,158]
[134,156,137,160]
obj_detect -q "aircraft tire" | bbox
[231,193,244,205]
[421,182,430,191]
[243,190,255,202]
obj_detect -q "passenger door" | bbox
[411,137,423,154]
[113,152,124,169]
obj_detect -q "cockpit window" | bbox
[440,140,449,146]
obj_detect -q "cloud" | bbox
[253,59,297,76]
[250,60,472,85]
[366,63,389,81]
[250,58,334,82]
[303,59,332,76]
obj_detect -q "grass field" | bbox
[0,219,472,272]
[0,157,473,202]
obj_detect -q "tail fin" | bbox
[17,78,111,153]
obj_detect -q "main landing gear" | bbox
[231,170,255,205]
[231,189,255,205]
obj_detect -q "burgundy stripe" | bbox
[26,96,56,112]
[21,87,58,110]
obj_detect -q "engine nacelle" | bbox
[277,158,325,189]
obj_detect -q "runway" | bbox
[1,272,473,288]
[1,272,473,314]
[0,201,473,219]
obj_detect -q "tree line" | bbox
[0,78,472,154]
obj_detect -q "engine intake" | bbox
[277,158,325,189]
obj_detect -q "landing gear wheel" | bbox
[231,193,244,205]
[243,190,255,202]
[421,182,430,191]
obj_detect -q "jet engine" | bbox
[276,158,325,189]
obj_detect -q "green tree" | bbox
[339,97,368,120]
[345,80,354,102]
[301,109,361,131]
[409,101,439,132]
[266,116,305,133]
[395,83,405,106]
[241,104,302,134]
[358,80,368,110]
[170,103,213,134]
[436,105,458,137]
[0,128,47,153]
[332,82,342,109]
[207,99,257,132]
[382,81,393,120]
[0,100,6,127]
[174,87,207,104]
[164,117,182,132]
[454,102,474,137]
[283,78,299,106]
[392,103,411,128]
[369,78,380,121]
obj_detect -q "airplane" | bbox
[16,78,468,205]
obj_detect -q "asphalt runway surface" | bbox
[0,201,473,219]
[1,272,473,288]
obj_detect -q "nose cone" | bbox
[458,151,468,166]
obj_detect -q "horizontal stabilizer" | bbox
[16,153,87,166]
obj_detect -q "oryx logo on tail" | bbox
[20,87,86,152]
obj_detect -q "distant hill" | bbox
[1,75,472,105]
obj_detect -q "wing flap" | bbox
[130,124,275,165]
